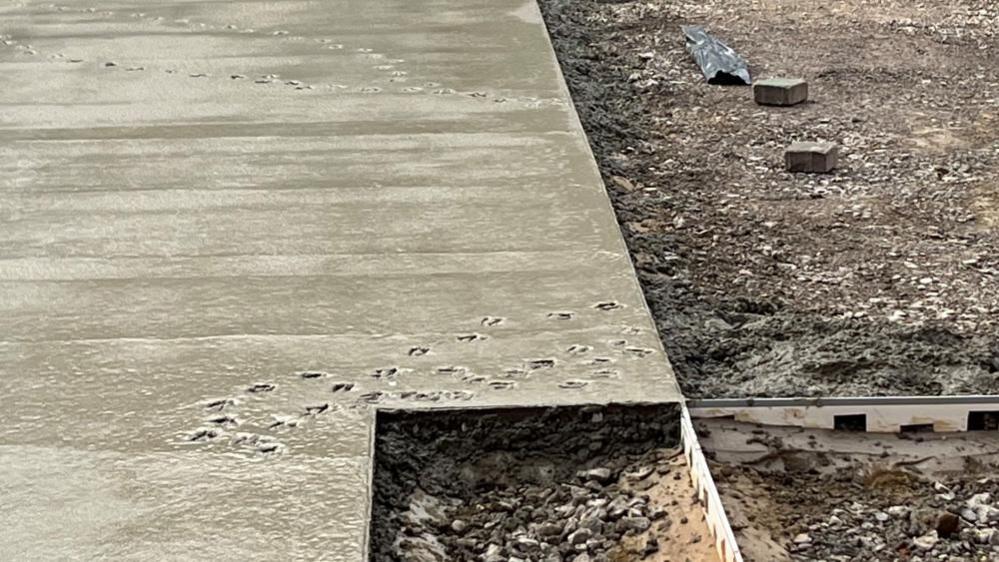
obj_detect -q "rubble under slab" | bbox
[370,404,720,562]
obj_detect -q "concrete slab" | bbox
[0,0,682,559]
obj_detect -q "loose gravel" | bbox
[539,0,999,398]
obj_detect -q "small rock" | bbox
[568,528,592,545]
[450,519,467,533]
[617,516,651,533]
[793,533,811,544]
[913,533,938,550]
[935,512,960,537]
[579,468,613,484]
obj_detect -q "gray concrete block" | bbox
[754,78,808,106]
[785,142,838,173]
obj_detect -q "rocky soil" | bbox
[369,405,717,561]
[697,419,999,561]
[539,0,999,397]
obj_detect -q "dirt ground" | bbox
[369,405,719,562]
[697,419,999,561]
[539,0,999,398]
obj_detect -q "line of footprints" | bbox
[185,302,657,454]
[1,4,565,106]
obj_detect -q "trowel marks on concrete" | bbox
[370,404,719,561]
[2,0,683,559]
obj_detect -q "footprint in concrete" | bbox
[505,368,526,377]
[247,383,277,393]
[488,380,516,390]
[567,344,591,354]
[559,380,589,390]
[527,359,556,370]
[624,347,655,358]
[437,366,467,377]
[204,397,238,411]
[592,369,620,379]
[331,382,355,393]
[189,73,209,78]
[206,414,239,428]
[268,415,301,429]
[256,441,284,454]
[408,346,430,357]
[304,403,330,416]
[547,311,575,321]
[457,333,486,343]
[608,339,628,348]
[187,427,221,442]
[480,317,504,327]
[432,88,456,95]
[359,391,385,404]
[372,367,399,380]
[590,357,614,365]
[360,86,382,93]
[299,371,326,379]
[462,374,487,384]
[594,301,622,311]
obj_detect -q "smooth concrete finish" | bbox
[0,1,682,559]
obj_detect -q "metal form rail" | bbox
[690,395,999,433]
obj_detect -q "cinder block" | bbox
[754,78,808,106]
[785,142,838,173]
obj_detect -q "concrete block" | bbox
[754,78,808,106]
[785,142,838,173]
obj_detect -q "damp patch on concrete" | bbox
[369,404,718,561]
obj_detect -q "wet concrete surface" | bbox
[1,1,682,559]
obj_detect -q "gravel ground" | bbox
[698,420,999,561]
[369,405,718,561]
[539,0,999,398]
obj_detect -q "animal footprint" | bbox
[372,367,399,380]
[480,317,504,327]
[304,403,330,416]
[331,382,355,393]
[408,346,430,357]
[188,427,221,442]
[299,371,325,379]
[457,333,486,342]
[559,380,589,390]
[594,301,622,311]
[527,359,556,370]
[488,380,516,390]
[204,398,237,411]
[359,391,384,403]
[268,415,300,429]
[247,383,276,393]
[206,415,239,428]
[547,312,574,320]
[437,366,467,376]
[624,347,655,358]
[567,345,591,354]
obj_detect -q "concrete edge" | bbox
[681,405,744,562]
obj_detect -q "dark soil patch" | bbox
[538,0,999,398]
